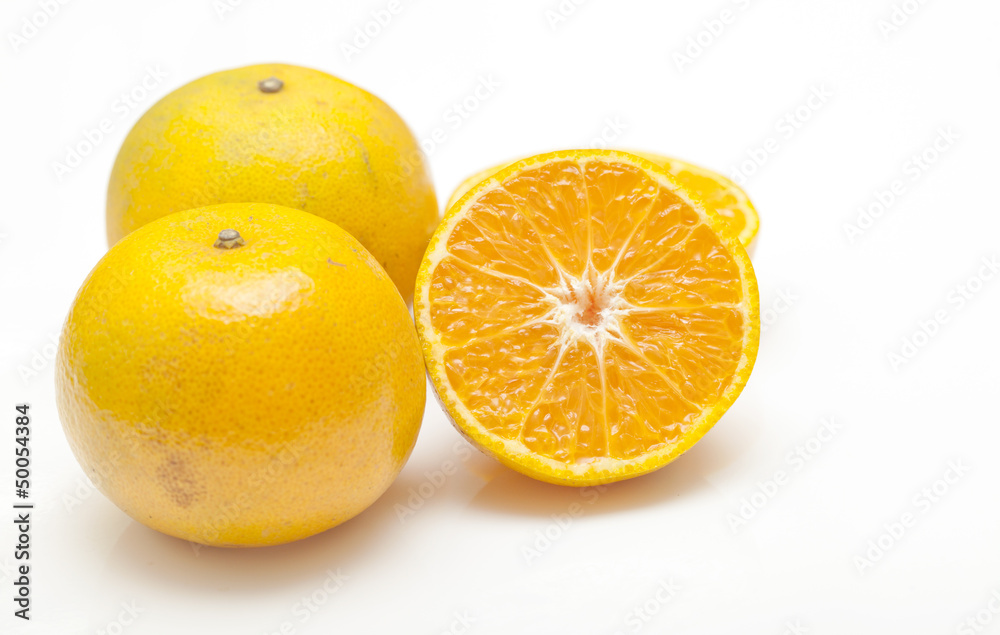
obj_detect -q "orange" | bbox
[415,150,759,486]
[107,63,438,301]
[56,203,425,546]
[446,151,759,251]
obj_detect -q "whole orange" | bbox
[106,63,438,301]
[56,203,425,546]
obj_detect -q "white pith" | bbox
[539,263,633,357]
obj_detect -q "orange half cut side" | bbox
[416,150,759,485]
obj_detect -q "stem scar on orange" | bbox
[415,150,759,486]
[57,203,425,546]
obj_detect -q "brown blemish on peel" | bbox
[157,456,202,508]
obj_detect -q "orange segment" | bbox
[417,150,759,485]
[501,160,591,278]
[583,160,659,272]
[443,322,562,438]
[446,189,561,287]
[521,340,606,461]
[613,185,700,279]
[603,340,695,457]
[623,306,745,403]
[428,257,552,345]
[621,224,744,306]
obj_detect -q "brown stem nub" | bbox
[214,229,245,249]
[258,77,284,93]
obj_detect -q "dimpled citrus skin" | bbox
[56,203,425,547]
[107,63,438,301]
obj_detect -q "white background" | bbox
[2,0,999,633]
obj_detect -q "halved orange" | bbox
[416,150,759,485]
[446,151,759,252]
